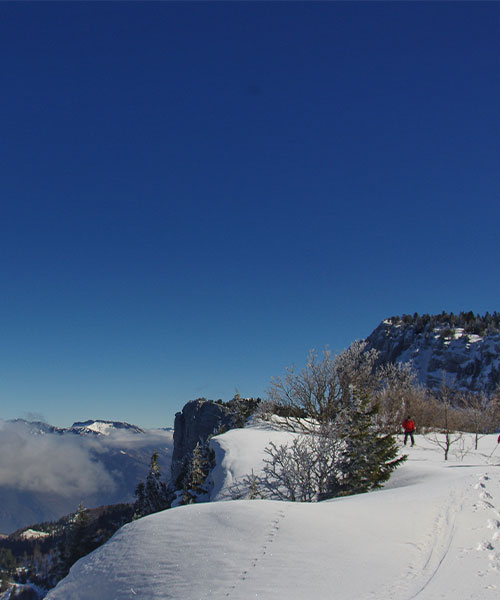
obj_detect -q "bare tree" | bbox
[227,470,266,500]
[375,362,420,433]
[259,427,342,502]
[457,391,500,450]
[425,385,463,460]
[268,342,379,432]
[262,344,406,499]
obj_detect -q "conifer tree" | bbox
[59,502,92,577]
[331,396,406,496]
[180,441,215,504]
[134,451,172,518]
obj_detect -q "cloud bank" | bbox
[0,420,116,497]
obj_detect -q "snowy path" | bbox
[45,433,500,600]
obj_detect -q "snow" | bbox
[45,424,500,600]
[19,528,50,540]
[72,422,117,435]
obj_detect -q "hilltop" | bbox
[364,311,500,393]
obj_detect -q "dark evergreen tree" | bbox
[328,396,406,497]
[180,441,215,505]
[59,503,92,577]
[134,451,173,518]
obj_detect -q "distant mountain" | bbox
[9,419,64,435]
[10,419,146,437]
[68,419,146,436]
[364,312,500,393]
[0,419,173,534]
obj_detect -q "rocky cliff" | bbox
[170,397,260,486]
[364,314,500,393]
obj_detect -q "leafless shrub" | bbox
[268,342,379,433]
[425,384,464,460]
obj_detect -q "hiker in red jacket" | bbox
[402,416,416,447]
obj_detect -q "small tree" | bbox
[261,432,340,502]
[0,548,17,591]
[228,470,265,500]
[425,385,463,460]
[180,440,215,505]
[458,391,500,449]
[59,502,92,577]
[328,396,406,497]
[134,451,172,518]
[375,362,420,433]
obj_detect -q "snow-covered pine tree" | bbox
[180,441,215,504]
[134,451,172,518]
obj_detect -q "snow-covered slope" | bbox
[45,424,500,600]
[365,319,500,392]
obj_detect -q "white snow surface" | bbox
[19,528,50,540]
[46,424,500,600]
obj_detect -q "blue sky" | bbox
[1,1,499,428]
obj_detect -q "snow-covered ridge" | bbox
[365,318,500,392]
[69,420,145,436]
[44,424,500,600]
[9,419,146,437]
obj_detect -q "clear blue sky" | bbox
[1,1,499,428]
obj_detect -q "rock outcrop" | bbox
[171,400,234,486]
[170,397,260,486]
[364,315,500,393]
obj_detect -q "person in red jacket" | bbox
[402,416,416,447]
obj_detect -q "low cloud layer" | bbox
[0,420,116,497]
[0,420,174,533]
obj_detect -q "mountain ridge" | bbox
[364,312,500,393]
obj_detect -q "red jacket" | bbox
[402,419,416,433]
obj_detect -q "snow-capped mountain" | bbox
[0,419,173,534]
[9,419,147,437]
[68,420,146,436]
[364,313,500,393]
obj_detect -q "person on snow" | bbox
[402,416,416,447]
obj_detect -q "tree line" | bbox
[388,311,500,336]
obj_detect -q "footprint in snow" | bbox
[477,541,495,552]
[480,491,494,500]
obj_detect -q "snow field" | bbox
[45,427,500,600]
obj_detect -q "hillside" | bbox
[364,312,500,393]
[44,423,500,600]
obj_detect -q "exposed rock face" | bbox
[170,397,261,486]
[364,319,500,393]
[171,400,235,486]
